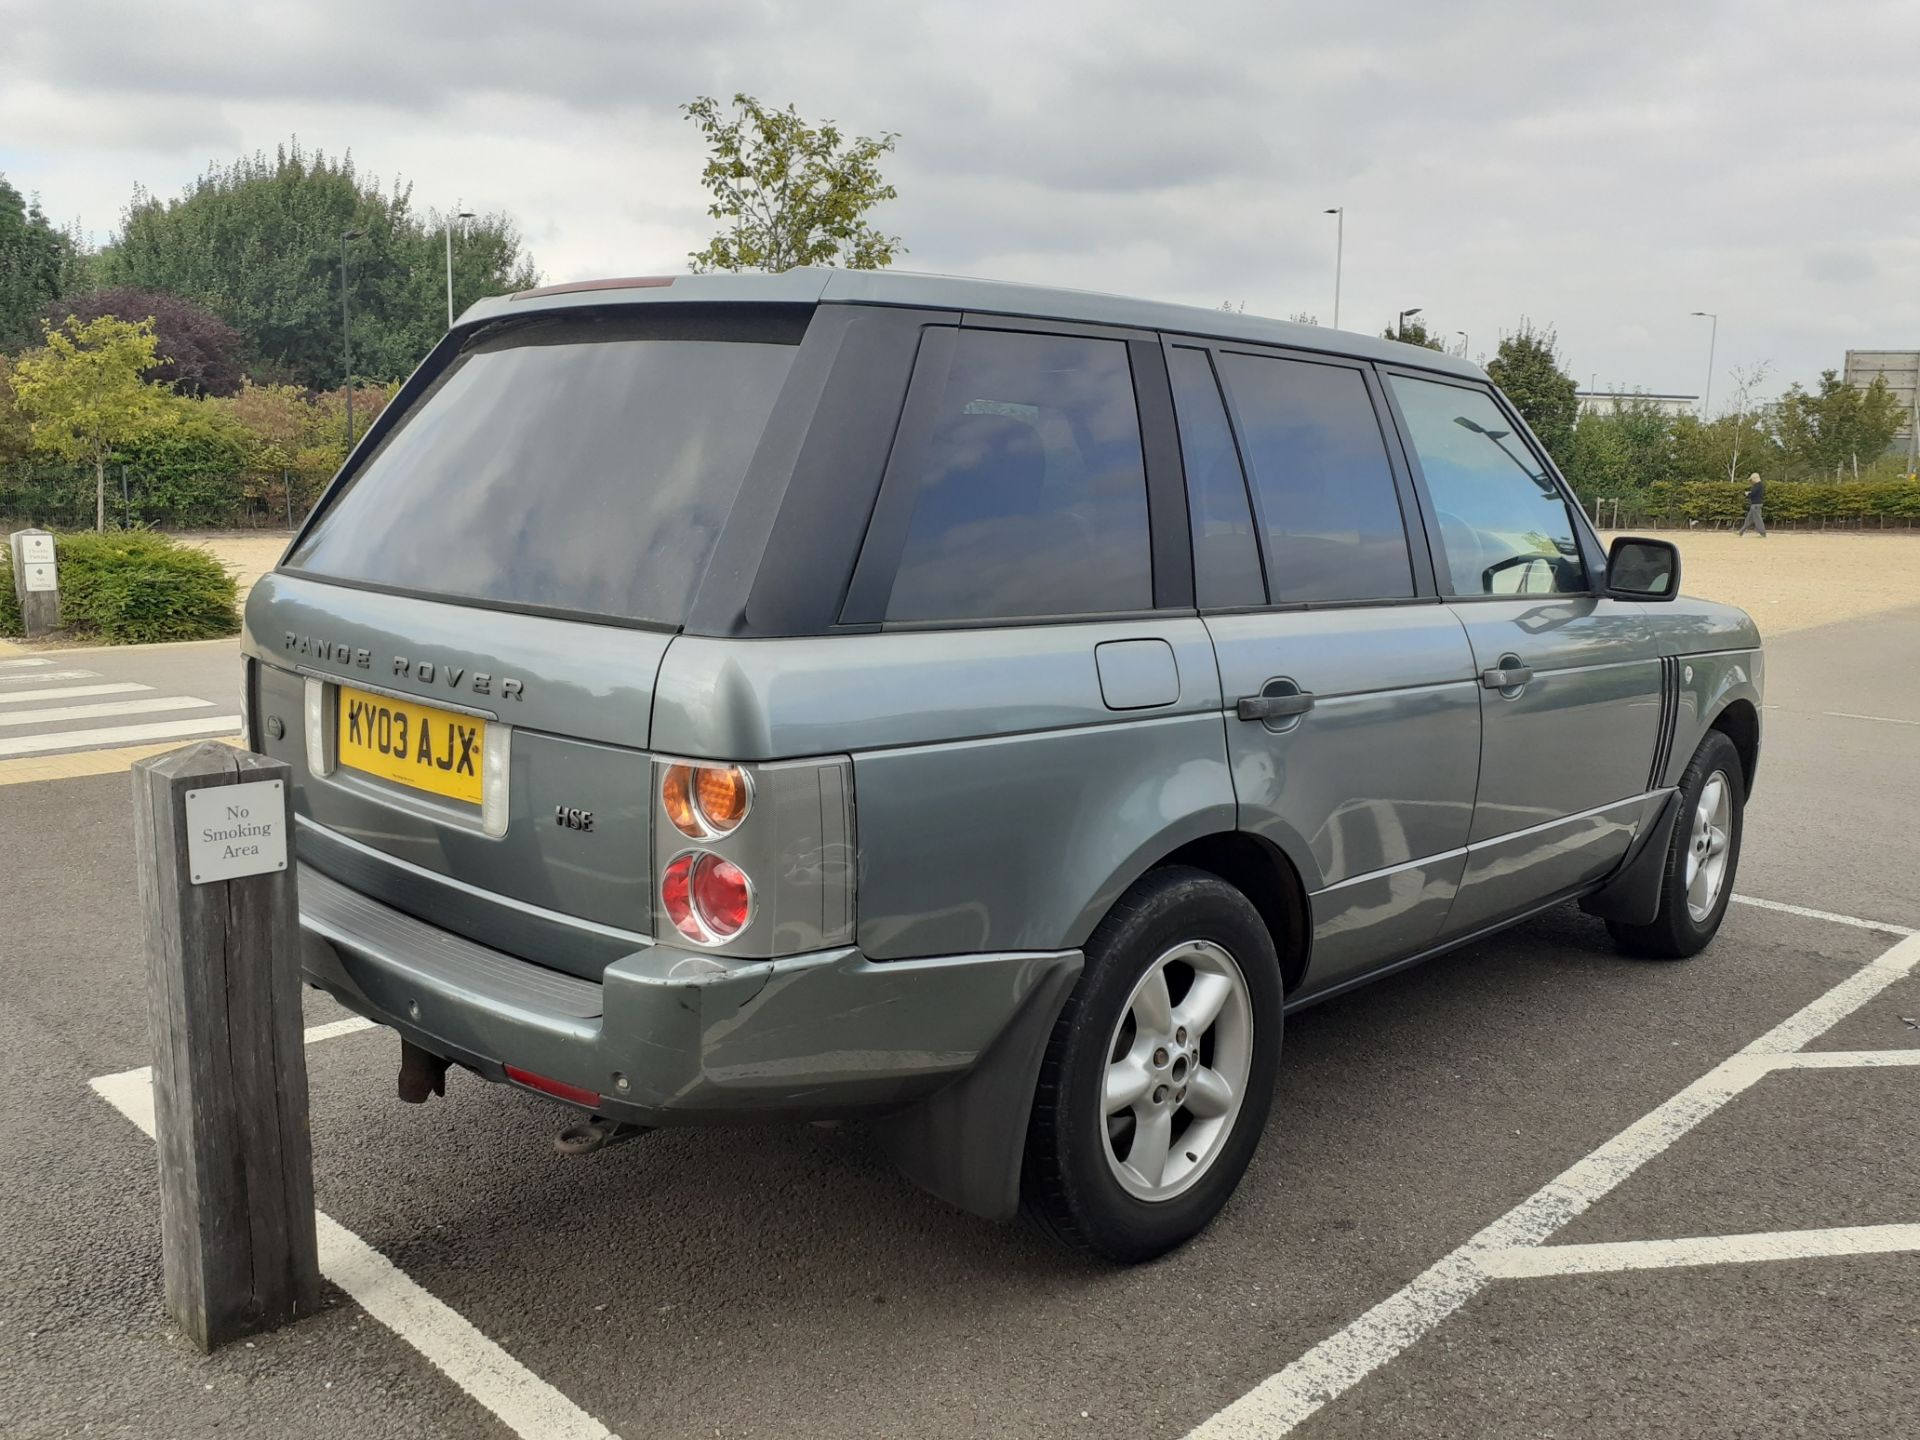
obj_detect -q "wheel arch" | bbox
[1142,831,1313,995]
[1708,696,1760,796]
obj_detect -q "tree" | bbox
[95,142,539,387]
[0,175,81,351]
[1382,316,1445,350]
[683,95,903,273]
[1486,322,1578,461]
[11,316,175,531]
[1772,369,1906,478]
[44,286,245,397]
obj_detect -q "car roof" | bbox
[459,267,1486,380]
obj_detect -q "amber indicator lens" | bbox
[662,764,699,837]
[694,765,751,833]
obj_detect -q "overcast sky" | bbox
[4,0,1916,404]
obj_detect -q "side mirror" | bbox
[1606,536,1681,600]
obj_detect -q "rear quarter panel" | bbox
[651,620,1236,959]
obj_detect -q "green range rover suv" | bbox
[244,268,1761,1261]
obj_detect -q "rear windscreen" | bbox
[286,308,805,627]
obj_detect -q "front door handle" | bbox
[1237,690,1315,721]
[1480,662,1534,689]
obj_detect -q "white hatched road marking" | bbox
[0,681,147,705]
[90,1013,616,1440]
[0,657,55,668]
[0,695,209,728]
[1186,930,1920,1439]
[0,714,242,758]
[0,668,102,685]
[1481,1225,1920,1279]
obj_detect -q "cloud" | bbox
[2,0,1917,397]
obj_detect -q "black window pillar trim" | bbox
[1158,337,1272,606]
[724,306,957,637]
[1127,338,1195,611]
[837,325,961,627]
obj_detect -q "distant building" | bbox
[1843,350,1918,451]
[1576,390,1699,418]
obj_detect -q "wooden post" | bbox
[8,528,60,637]
[132,741,319,1352]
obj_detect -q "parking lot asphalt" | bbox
[2,605,1915,1439]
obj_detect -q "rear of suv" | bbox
[245,268,1762,1262]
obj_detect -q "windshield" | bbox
[287,309,804,627]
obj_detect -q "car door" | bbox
[1380,370,1665,938]
[1168,341,1481,999]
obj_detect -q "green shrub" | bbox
[0,553,19,634]
[0,531,239,643]
[1629,478,1920,527]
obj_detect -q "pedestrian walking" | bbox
[1737,472,1767,537]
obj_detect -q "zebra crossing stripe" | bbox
[0,695,212,728]
[0,682,148,706]
[0,715,242,759]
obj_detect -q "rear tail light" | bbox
[661,762,752,838]
[660,851,755,943]
[653,755,852,955]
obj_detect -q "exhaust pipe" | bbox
[397,1039,451,1103]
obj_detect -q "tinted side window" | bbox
[1215,353,1413,604]
[1168,347,1265,608]
[883,329,1152,622]
[1388,376,1586,596]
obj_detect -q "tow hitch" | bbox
[554,1116,651,1156]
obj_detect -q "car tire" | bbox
[1021,865,1284,1263]
[1607,729,1746,960]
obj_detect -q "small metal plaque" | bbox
[16,533,53,564]
[184,779,288,885]
[22,562,56,593]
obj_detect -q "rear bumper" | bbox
[297,864,1079,1128]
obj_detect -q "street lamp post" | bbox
[1691,311,1718,415]
[1455,330,1469,358]
[1323,207,1343,329]
[1397,306,1422,342]
[341,229,364,450]
[446,208,475,328]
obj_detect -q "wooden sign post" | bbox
[8,528,60,638]
[132,741,319,1352]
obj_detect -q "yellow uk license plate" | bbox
[337,685,485,805]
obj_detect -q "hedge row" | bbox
[0,532,240,643]
[1597,478,1920,527]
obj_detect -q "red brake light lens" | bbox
[691,853,752,938]
[661,851,754,944]
[661,853,702,942]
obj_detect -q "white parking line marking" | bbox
[1185,930,1920,1440]
[1482,1224,1920,1279]
[0,682,148,705]
[1729,893,1916,937]
[1826,710,1920,727]
[1770,1049,1920,1069]
[0,714,242,758]
[0,657,55,668]
[0,668,101,685]
[89,1019,617,1440]
[0,695,211,727]
[304,1015,377,1044]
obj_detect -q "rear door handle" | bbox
[1237,690,1315,721]
[1480,663,1534,689]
